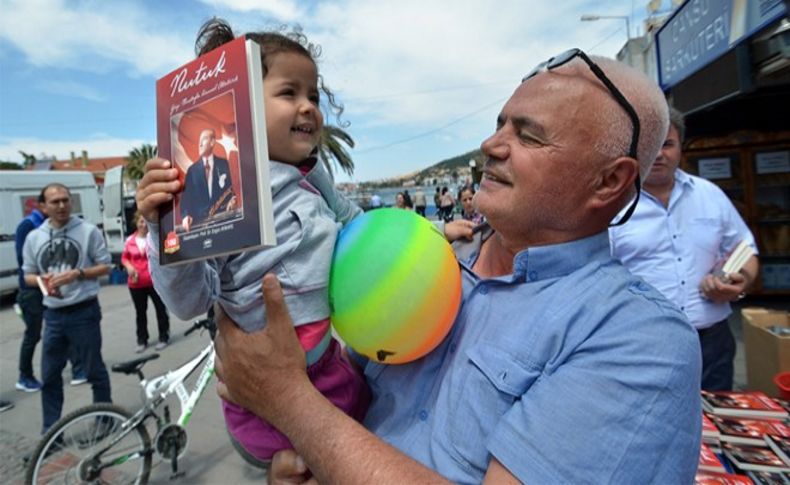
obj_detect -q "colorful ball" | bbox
[329,208,461,364]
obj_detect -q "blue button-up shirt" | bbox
[354,231,701,484]
[610,170,757,329]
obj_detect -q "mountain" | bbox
[362,148,484,188]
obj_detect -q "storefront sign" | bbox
[755,151,790,174]
[698,157,733,179]
[656,0,787,89]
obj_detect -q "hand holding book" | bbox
[713,240,756,284]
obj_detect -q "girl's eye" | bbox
[309,94,320,105]
[279,89,295,97]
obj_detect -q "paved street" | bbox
[1,278,787,484]
[0,281,268,484]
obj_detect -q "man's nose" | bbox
[481,132,508,160]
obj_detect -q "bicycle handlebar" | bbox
[184,317,217,339]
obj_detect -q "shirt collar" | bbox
[460,231,611,283]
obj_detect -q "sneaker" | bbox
[135,343,147,354]
[15,376,42,393]
[0,400,13,412]
[155,341,168,351]
[70,375,88,386]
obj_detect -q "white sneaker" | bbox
[155,341,168,351]
[70,376,88,386]
[135,343,147,354]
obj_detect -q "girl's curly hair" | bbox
[195,17,345,124]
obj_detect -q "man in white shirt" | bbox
[610,107,759,391]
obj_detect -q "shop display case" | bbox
[683,131,790,296]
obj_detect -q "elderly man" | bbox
[213,50,702,483]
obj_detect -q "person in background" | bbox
[413,189,427,217]
[439,186,456,222]
[609,106,759,391]
[121,211,170,353]
[15,192,85,394]
[458,186,484,226]
[402,190,413,209]
[369,193,382,209]
[22,183,112,434]
[394,192,407,209]
[433,187,441,219]
[214,50,701,483]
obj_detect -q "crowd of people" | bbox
[2,16,766,484]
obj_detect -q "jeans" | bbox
[129,286,170,344]
[17,287,84,380]
[699,318,736,391]
[41,299,112,433]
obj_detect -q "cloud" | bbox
[37,80,106,102]
[0,135,151,163]
[0,0,192,76]
[198,0,303,21]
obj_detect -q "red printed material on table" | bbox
[702,391,789,420]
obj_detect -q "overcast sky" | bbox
[0,0,665,182]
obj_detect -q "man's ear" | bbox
[591,157,638,209]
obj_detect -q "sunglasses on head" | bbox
[523,48,641,226]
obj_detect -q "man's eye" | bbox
[519,133,543,144]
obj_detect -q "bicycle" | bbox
[25,316,224,484]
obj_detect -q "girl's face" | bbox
[461,190,475,214]
[263,52,323,165]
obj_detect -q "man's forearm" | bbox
[277,383,449,484]
[83,264,112,279]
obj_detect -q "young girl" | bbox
[138,18,368,465]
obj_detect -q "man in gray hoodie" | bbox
[22,183,112,433]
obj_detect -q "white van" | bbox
[0,168,131,296]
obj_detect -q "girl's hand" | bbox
[135,158,180,223]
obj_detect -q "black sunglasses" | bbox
[523,48,641,226]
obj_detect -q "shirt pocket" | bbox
[279,203,335,290]
[448,343,540,472]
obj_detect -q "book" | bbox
[746,470,790,485]
[36,275,62,298]
[701,442,728,473]
[723,443,790,473]
[711,415,790,447]
[694,471,754,484]
[703,391,790,420]
[156,35,275,265]
[713,240,756,283]
[766,434,790,467]
[706,412,723,446]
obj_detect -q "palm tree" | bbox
[318,125,354,176]
[126,144,157,180]
[18,151,36,168]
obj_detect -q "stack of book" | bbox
[696,391,790,483]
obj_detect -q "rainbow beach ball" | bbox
[329,208,461,364]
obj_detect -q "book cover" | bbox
[723,443,790,474]
[711,415,790,447]
[701,442,728,473]
[694,471,755,485]
[766,434,790,467]
[36,275,62,298]
[746,470,790,485]
[156,35,275,265]
[703,391,790,420]
[713,240,756,283]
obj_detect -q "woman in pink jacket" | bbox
[121,212,170,353]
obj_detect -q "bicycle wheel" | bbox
[26,403,152,485]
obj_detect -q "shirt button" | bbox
[681,281,685,285]
[681,306,685,311]
[677,257,682,262]
[419,410,428,421]
[478,286,489,295]
[673,235,677,239]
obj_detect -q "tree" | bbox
[0,160,23,170]
[126,144,157,180]
[19,151,36,168]
[318,124,354,176]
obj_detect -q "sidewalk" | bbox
[0,283,267,484]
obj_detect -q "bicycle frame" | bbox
[142,341,216,427]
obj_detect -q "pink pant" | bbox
[222,338,369,460]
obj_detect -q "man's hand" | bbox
[227,196,237,212]
[444,219,476,242]
[181,215,192,233]
[214,274,308,424]
[700,272,748,303]
[135,158,181,223]
[48,269,78,289]
[269,450,317,485]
